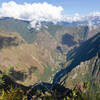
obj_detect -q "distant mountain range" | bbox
[1,14,100,28]
[58,15,100,27]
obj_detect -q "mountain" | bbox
[0,17,100,86]
[0,16,100,99]
[0,17,92,60]
[0,17,37,43]
[58,14,100,27]
[0,33,60,85]
[0,30,25,49]
[53,33,100,99]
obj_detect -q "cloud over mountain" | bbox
[0,1,100,28]
[0,1,63,27]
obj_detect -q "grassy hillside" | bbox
[0,18,37,43]
[0,43,62,85]
[0,17,90,44]
[0,31,63,85]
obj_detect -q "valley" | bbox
[0,17,100,99]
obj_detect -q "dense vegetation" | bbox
[0,72,91,100]
[0,71,100,100]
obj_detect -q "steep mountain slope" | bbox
[66,33,100,84]
[53,33,100,99]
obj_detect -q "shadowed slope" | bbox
[53,33,100,84]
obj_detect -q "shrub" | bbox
[0,87,24,100]
[0,73,4,86]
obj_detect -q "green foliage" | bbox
[83,82,90,89]
[64,82,89,100]
[0,87,24,100]
[6,65,14,75]
[83,82,100,100]
[27,82,89,100]
[0,73,4,86]
[95,92,100,100]
[34,90,53,100]
[0,71,98,100]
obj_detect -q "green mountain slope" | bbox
[0,17,89,44]
[0,18,37,43]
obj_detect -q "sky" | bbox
[0,0,100,28]
[0,0,100,15]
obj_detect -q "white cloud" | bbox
[88,12,100,17]
[72,13,82,21]
[0,1,100,28]
[0,1,63,28]
[62,13,84,23]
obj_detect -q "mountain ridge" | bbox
[53,32,100,84]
